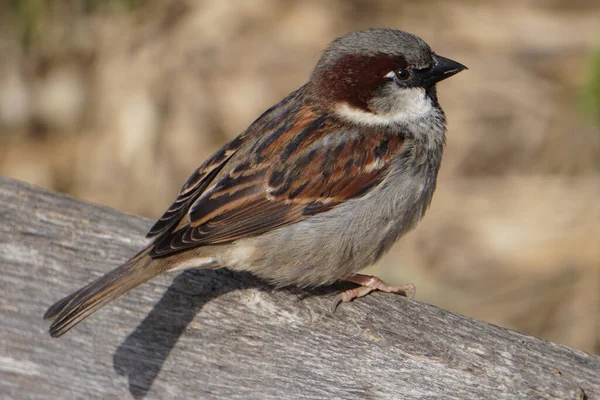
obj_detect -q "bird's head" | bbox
[309,28,467,126]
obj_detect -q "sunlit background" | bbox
[1,0,598,355]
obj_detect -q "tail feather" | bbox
[43,291,79,321]
[44,247,164,338]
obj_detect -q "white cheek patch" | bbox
[336,87,433,127]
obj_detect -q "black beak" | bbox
[424,55,467,86]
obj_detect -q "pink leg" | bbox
[332,274,416,312]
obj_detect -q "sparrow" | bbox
[44,28,466,337]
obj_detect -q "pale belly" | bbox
[219,161,438,288]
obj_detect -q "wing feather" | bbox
[145,138,245,239]
[149,103,406,258]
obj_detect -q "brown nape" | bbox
[310,53,408,112]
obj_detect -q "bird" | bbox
[44,28,466,337]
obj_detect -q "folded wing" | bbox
[149,105,406,258]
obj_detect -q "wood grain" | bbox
[0,177,598,399]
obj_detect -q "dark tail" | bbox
[44,247,164,338]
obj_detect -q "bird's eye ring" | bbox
[385,69,411,83]
[394,69,410,81]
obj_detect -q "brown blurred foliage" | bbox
[1,0,598,354]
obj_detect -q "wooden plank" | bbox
[0,177,598,399]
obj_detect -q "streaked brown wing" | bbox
[146,87,303,239]
[145,134,247,239]
[149,105,405,258]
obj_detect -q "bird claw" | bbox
[331,274,416,312]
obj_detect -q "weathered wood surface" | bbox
[0,176,598,400]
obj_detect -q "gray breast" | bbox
[225,135,443,288]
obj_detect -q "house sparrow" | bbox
[44,28,466,337]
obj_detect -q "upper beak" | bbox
[425,55,467,85]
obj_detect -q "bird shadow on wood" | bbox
[112,267,339,399]
[112,268,255,398]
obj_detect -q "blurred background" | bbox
[0,0,598,355]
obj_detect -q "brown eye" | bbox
[394,69,410,81]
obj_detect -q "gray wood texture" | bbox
[1,177,599,399]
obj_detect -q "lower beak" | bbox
[425,55,467,85]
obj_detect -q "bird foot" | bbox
[331,274,415,312]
